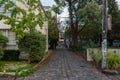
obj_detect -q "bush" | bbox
[106,53,120,69]
[93,52,120,69]
[82,39,95,48]
[2,50,20,61]
[93,52,102,66]
[18,32,46,63]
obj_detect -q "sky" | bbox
[40,0,56,6]
[116,0,120,5]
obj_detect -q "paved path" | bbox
[106,74,120,80]
[16,46,110,80]
[0,46,111,80]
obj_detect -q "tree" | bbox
[54,0,78,48]
[53,0,101,48]
[0,0,44,39]
[54,0,120,48]
[47,11,59,49]
[108,0,120,40]
[78,2,102,39]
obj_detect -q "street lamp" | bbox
[102,0,108,69]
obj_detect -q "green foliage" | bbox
[108,0,118,15]
[82,39,96,48]
[106,53,120,69]
[52,0,65,14]
[0,61,34,75]
[0,32,8,59]
[48,12,59,49]
[78,2,102,31]
[0,0,44,39]
[6,69,16,72]
[64,28,72,37]
[16,65,34,77]
[92,52,120,69]
[18,32,46,63]
[92,51,102,66]
[0,32,8,48]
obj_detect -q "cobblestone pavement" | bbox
[0,46,112,80]
[106,75,120,80]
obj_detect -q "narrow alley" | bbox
[15,46,111,80]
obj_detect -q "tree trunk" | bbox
[74,20,79,48]
[68,0,76,49]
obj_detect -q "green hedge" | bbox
[1,50,20,61]
[18,32,46,63]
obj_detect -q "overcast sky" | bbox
[41,0,55,6]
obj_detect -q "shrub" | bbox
[2,50,20,61]
[18,32,46,63]
[82,39,95,48]
[106,53,120,69]
[93,52,102,66]
[16,65,34,77]
[93,52,120,69]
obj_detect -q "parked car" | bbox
[112,40,120,47]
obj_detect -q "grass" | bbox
[16,65,34,76]
[0,61,35,76]
[0,50,52,77]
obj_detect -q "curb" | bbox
[102,69,120,75]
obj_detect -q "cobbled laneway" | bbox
[1,46,111,80]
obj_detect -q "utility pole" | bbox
[102,0,108,69]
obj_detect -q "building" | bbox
[0,0,48,51]
[0,0,18,50]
